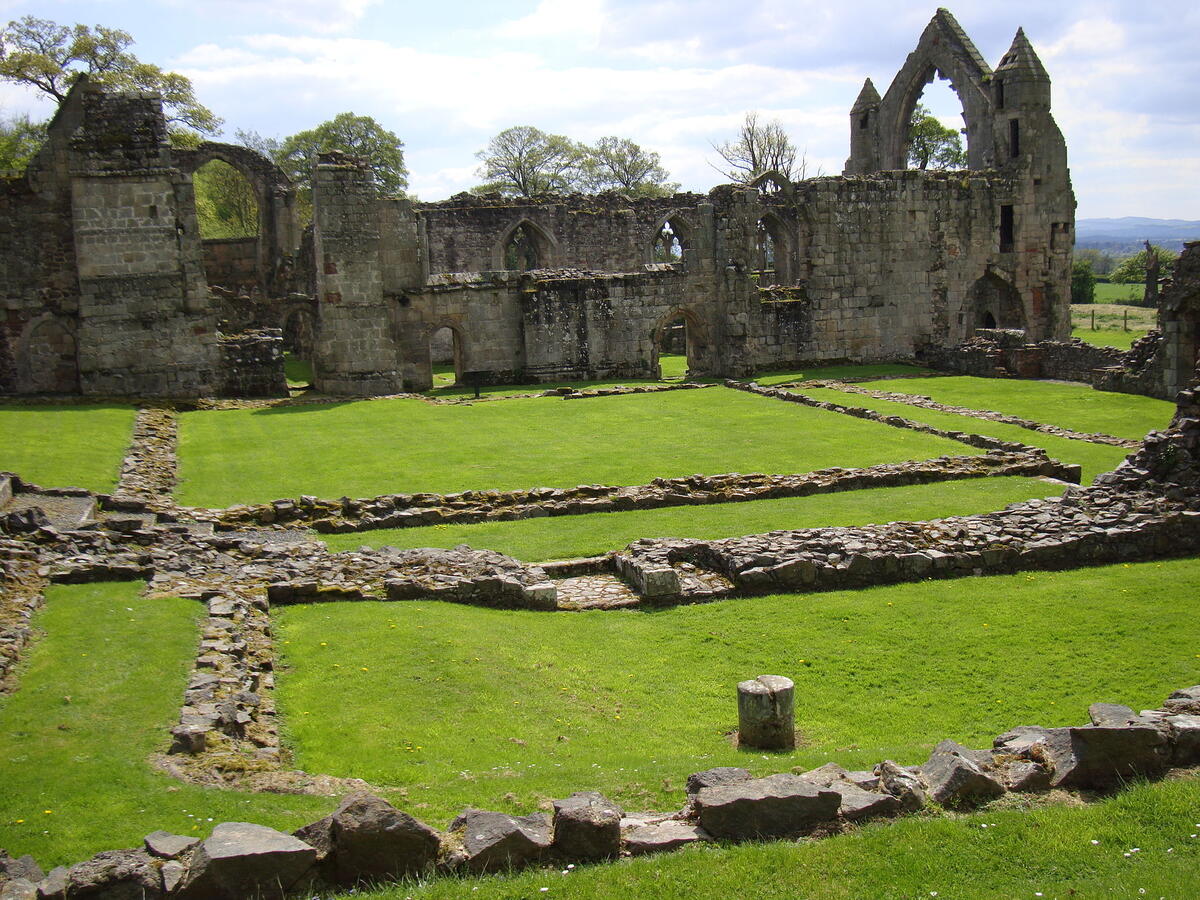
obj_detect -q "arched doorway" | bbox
[280,307,316,388]
[652,309,708,379]
[193,159,260,295]
[968,272,1024,334]
[429,324,463,387]
[21,317,79,394]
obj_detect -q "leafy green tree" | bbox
[193,160,258,239]
[0,112,45,171]
[475,126,586,197]
[1110,244,1176,284]
[582,136,678,197]
[0,16,219,134]
[907,103,966,170]
[1071,258,1095,304]
[277,112,407,202]
[711,111,808,183]
[1075,247,1117,278]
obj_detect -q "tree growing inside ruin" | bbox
[276,112,408,199]
[907,103,966,170]
[710,112,809,184]
[0,112,44,171]
[0,16,220,135]
[475,126,586,197]
[582,136,679,197]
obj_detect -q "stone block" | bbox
[694,774,840,840]
[920,740,1005,808]
[624,821,710,856]
[551,792,623,862]
[447,809,551,874]
[177,822,317,899]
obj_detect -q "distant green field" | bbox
[1092,281,1145,304]
[748,363,927,386]
[1070,327,1148,350]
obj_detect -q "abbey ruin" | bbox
[1,10,1191,401]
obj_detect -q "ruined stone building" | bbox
[1,10,1088,399]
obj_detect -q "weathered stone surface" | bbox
[143,831,198,860]
[448,809,551,874]
[177,822,316,899]
[309,793,441,885]
[832,784,903,822]
[624,821,710,856]
[0,854,42,885]
[874,760,927,812]
[694,774,841,839]
[995,725,1169,789]
[36,849,161,899]
[1,879,37,900]
[920,740,1006,808]
[686,767,752,795]
[1165,714,1200,766]
[737,674,795,750]
[551,792,623,862]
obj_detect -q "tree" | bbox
[710,112,809,184]
[276,112,407,199]
[0,112,45,171]
[582,136,678,197]
[907,103,966,170]
[0,16,219,134]
[1071,258,1095,304]
[1110,244,1176,284]
[1075,247,1117,278]
[474,126,586,197]
[193,160,257,239]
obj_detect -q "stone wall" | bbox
[202,238,258,293]
[217,329,288,398]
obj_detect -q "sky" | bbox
[1,0,1197,219]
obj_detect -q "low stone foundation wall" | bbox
[190,450,1078,534]
[217,329,288,399]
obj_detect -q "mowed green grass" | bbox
[0,403,135,492]
[426,354,698,399]
[175,388,981,507]
[0,582,332,867]
[274,557,1200,829]
[360,777,1200,899]
[795,386,1130,483]
[322,476,1063,561]
[1091,282,1146,304]
[748,363,928,386]
[864,375,1174,442]
[1071,326,1148,350]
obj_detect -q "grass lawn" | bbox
[795,386,1130,484]
[282,352,314,387]
[0,582,332,867]
[175,388,982,507]
[425,354,704,400]
[274,557,1200,830]
[322,476,1063,561]
[1091,282,1146,304]
[747,363,928,386]
[0,403,135,492]
[865,375,1174,442]
[1071,327,1149,350]
[358,776,1200,898]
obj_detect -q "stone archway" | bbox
[647,212,694,264]
[174,142,299,294]
[492,218,558,271]
[968,272,1025,334]
[19,316,79,394]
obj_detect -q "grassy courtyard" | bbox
[272,557,1200,827]
[864,375,1173,442]
[175,388,982,507]
[0,403,136,492]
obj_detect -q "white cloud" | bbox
[495,0,605,45]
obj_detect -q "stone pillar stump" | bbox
[737,674,795,750]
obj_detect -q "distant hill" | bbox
[1076,217,1200,254]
